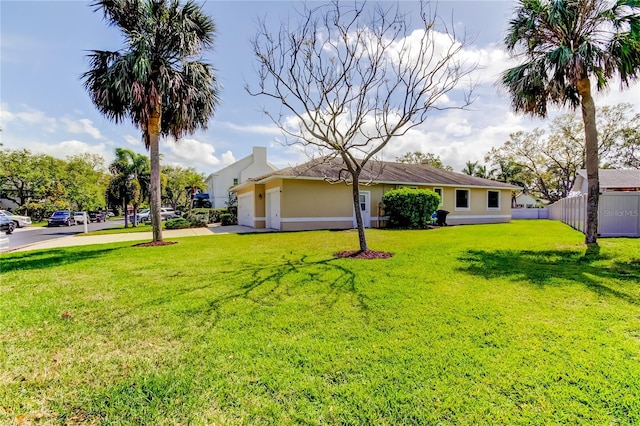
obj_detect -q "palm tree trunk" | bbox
[351,174,368,252]
[148,110,163,242]
[577,76,599,245]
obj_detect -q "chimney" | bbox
[253,146,267,164]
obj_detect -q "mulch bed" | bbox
[334,250,393,259]
[133,241,178,247]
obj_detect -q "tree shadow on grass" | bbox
[141,254,370,327]
[0,246,126,273]
[457,248,640,305]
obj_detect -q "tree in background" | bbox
[83,0,220,243]
[461,160,492,179]
[0,149,62,207]
[250,1,476,253]
[108,148,149,227]
[502,0,640,244]
[63,153,109,211]
[0,148,108,217]
[161,165,206,211]
[487,104,639,202]
[396,152,454,171]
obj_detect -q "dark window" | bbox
[233,178,239,186]
[434,188,443,204]
[488,191,500,209]
[455,189,469,209]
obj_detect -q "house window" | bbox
[434,187,443,206]
[233,178,239,186]
[455,189,469,210]
[487,190,500,209]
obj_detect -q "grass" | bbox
[78,222,155,236]
[1,220,640,424]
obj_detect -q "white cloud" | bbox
[61,117,103,139]
[30,139,112,164]
[163,138,224,171]
[220,150,236,166]
[219,121,283,135]
[123,134,141,146]
[3,105,57,132]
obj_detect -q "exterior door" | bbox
[355,191,371,228]
[237,192,254,227]
[266,189,281,230]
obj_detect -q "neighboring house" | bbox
[550,168,640,237]
[514,192,539,208]
[573,169,640,193]
[204,147,278,208]
[232,157,520,231]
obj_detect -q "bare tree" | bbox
[249,1,476,252]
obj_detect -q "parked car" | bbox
[89,211,107,222]
[0,216,15,234]
[128,208,180,223]
[47,210,75,227]
[128,208,151,223]
[74,212,88,224]
[0,209,32,228]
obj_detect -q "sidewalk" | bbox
[8,224,273,252]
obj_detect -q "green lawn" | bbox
[1,221,639,425]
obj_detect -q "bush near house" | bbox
[219,213,235,226]
[382,188,440,229]
[165,217,191,229]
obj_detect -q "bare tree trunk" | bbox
[578,77,599,245]
[148,110,163,243]
[351,174,368,252]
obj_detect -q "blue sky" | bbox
[1,1,638,176]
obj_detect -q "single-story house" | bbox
[232,157,520,231]
[514,192,539,208]
[205,146,278,208]
[573,169,640,193]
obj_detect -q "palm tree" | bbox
[462,161,479,176]
[83,0,220,242]
[502,0,640,244]
[109,148,150,226]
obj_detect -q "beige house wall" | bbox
[236,179,512,231]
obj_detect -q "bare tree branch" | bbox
[247,0,477,251]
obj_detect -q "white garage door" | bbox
[237,192,254,227]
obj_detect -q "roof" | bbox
[576,169,640,189]
[239,156,520,190]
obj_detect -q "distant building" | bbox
[573,169,640,193]
[514,192,539,208]
[204,147,278,208]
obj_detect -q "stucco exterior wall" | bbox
[236,179,512,231]
[281,179,353,218]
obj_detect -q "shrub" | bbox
[185,213,208,228]
[382,188,440,229]
[165,217,190,229]
[220,213,236,226]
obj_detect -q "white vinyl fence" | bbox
[511,208,549,219]
[548,192,640,237]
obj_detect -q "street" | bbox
[1,219,124,252]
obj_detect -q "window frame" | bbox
[455,188,470,211]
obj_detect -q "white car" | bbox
[129,208,179,223]
[74,212,88,224]
[0,210,32,228]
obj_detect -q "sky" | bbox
[1,0,639,177]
